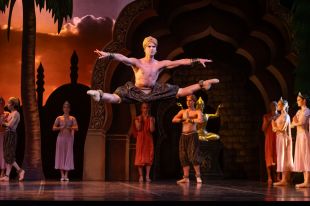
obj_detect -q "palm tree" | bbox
[0,0,72,179]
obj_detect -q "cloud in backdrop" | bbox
[0,0,133,104]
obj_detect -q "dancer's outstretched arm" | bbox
[94,49,139,66]
[161,58,212,69]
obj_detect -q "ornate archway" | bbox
[84,0,296,180]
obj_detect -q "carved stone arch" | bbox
[167,0,213,25]
[262,14,291,52]
[180,26,239,49]
[250,31,277,60]
[266,65,289,98]
[285,52,298,68]
[211,0,253,27]
[236,48,257,71]
[249,75,270,110]
[84,0,297,181]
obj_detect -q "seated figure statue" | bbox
[195,97,222,141]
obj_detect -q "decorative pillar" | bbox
[70,50,78,85]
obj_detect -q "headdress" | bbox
[297,91,309,99]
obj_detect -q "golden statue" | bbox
[176,97,222,141]
[195,97,222,141]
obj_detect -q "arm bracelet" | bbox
[191,58,199,66]
[108,52,115,60]
[198,80,204,88]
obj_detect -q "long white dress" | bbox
[273,113,294,172]
[292,108,310,172]
[54,115,78,171]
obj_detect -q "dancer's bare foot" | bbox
[177,177,190,184]
[0,175,9,182]
[139,176,143,183]
[146,177,152,183]
[18,169,25,181]
[273,180,288,186]
[196,177,202,184]
[296,182,310,188]
[202,79,220,90]
[87,90,102,102]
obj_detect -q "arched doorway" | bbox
[84,0,296,181]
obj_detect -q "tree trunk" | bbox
[21,0,44,180]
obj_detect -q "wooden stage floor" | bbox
[0,180,310,204]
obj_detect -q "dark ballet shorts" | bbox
[114,81,179,103]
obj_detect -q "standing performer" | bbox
[133,103,155,183]
[261,101,279,184]
[0,97,25,182]
[272,97,293,186]
[0,97,9,177]
[172,95,204,184]
[291,92,310,188]
[87,36,219,104]
[53,101,78,181]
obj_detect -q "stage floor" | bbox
[0,179,309,202]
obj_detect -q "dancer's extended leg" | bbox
[177,79,219,97]
[87,90,121,103]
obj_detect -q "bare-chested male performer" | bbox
[87,36,219,104]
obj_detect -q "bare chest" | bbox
[182,110,198,119]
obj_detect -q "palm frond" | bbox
[7,0,15,40]
[0,0,10,12]
[35,0,73,33]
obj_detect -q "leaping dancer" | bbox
[87,36,219,103]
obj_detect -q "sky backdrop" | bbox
[0,0,133,104]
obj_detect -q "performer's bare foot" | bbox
[177,177,190,184]
[18,169,25,181]
[139,176,143,183]
[202,79,220,90]
[87,90,102,102]
[273,180,288,186]
[0,175,9,181]
[196,177,202,184]
[146,177,152,183]
[296,182,310,188]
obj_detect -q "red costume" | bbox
[133,116,154,166]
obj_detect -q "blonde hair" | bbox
[187,94,197,102]
[142,36,158,49]
[8,97,20,109]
